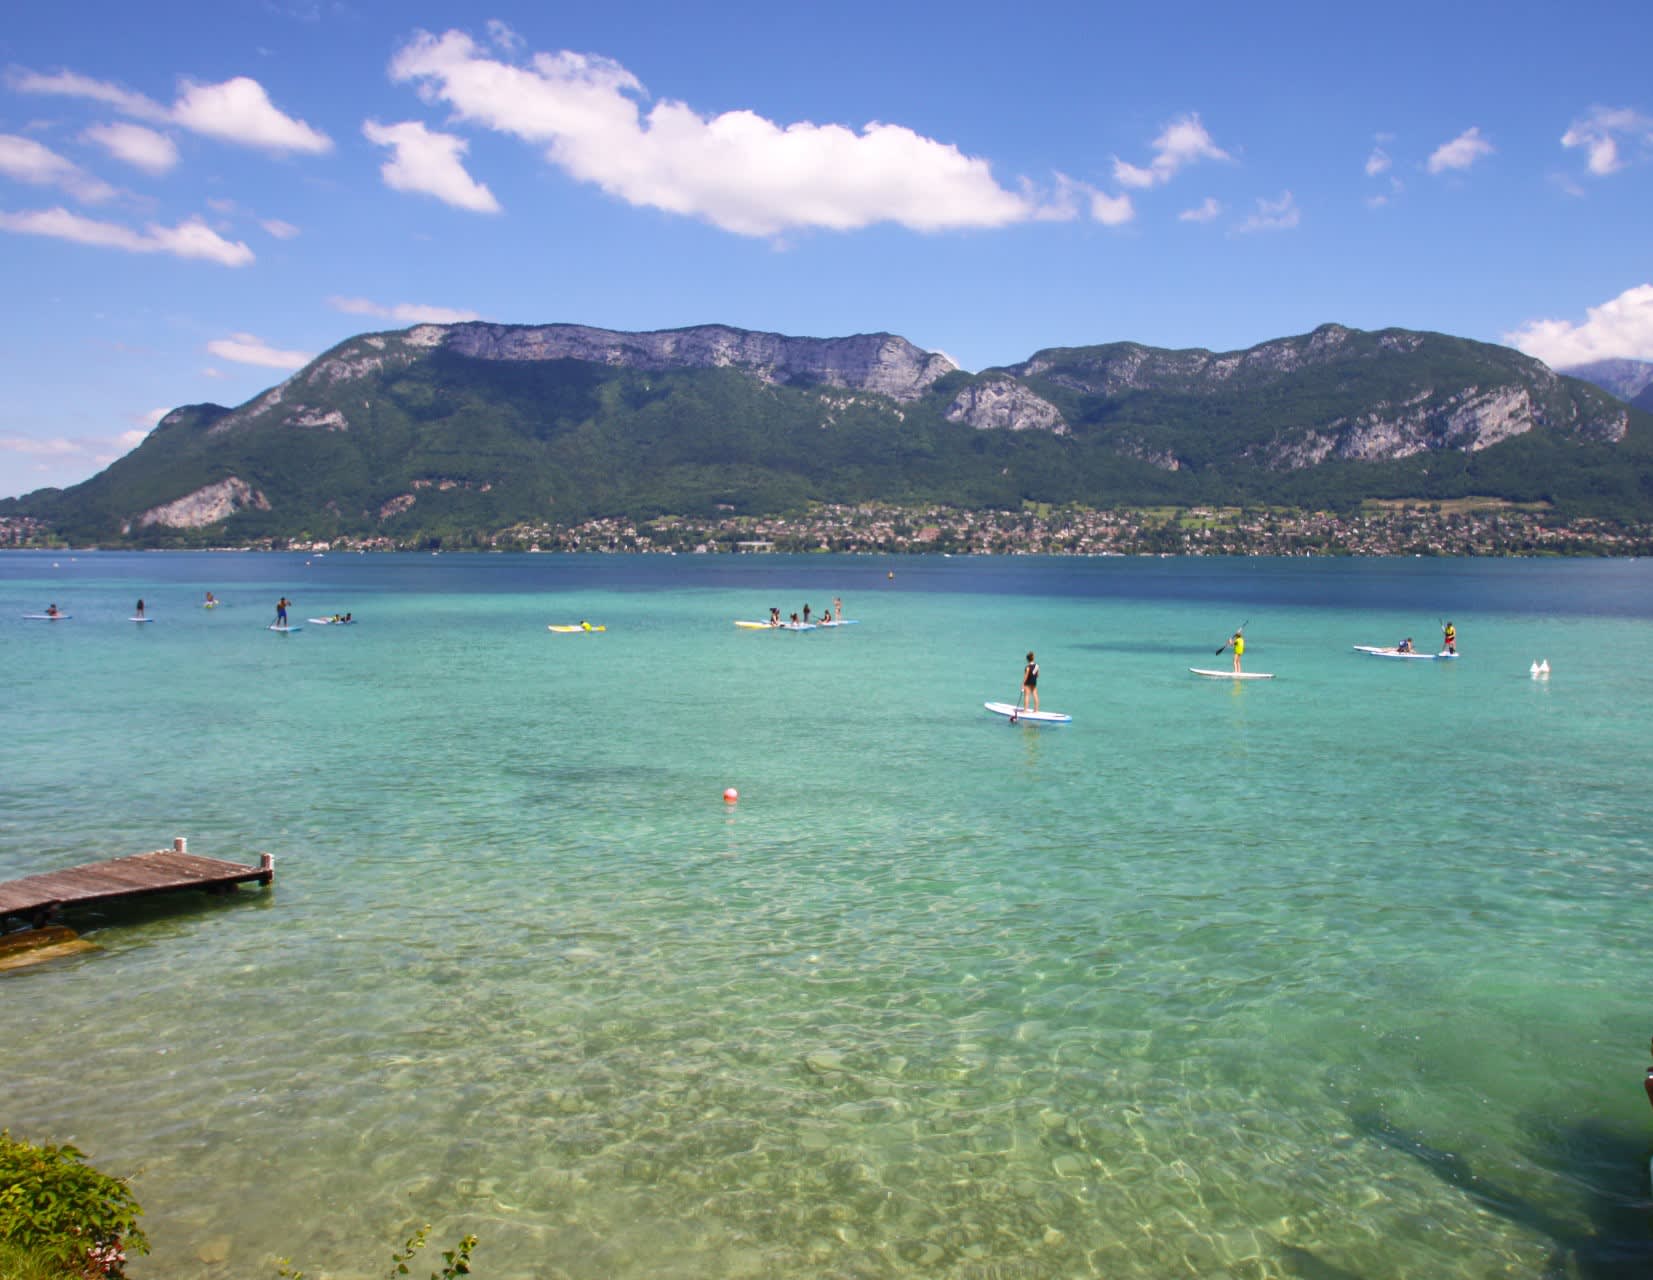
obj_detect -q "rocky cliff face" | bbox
[132,477,269,529]
[206,323,960,438]
[439,323,957,402]
[1012,324,1628,463]
[944,377,1068,434]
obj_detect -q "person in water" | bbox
[1020,651,1040,711]
[1222,629,1245,673]
[276,596,290,627]
[1442,621,1457,654]
[204,591,216,607]
[1396,637,1413,653]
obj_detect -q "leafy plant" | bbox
[0,1131,147,1278]
[277,1224,476,1280]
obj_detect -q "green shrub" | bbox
[0,1236,80,1280]
[279,1224,476,1280]
[0,1132,147,1278]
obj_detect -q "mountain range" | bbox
[1557,357,1653,414]
[6,320,1652,544]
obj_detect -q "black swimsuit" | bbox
[1024,664,1038,688]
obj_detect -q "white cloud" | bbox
[261,217,301,239]
[172,76,332,153]
[0,425,153,493]
[0,207,254,264]
[0,434,83,457]
[0,133,117,202]
[1364,147,1391,177]
[1178,197,1221,223]
[363,119,500,213]
[1561,106,1653,177]
[1427,127,1493,174]
[135,408,169,429]
[1113,114,1230,189]
[387,28,1066,236]
[329,295,482,324]
[1503,283,1653,367]
[1088,189,1134,226]
[486,19,524,52]
[4,68,170,122]
[1235,190,1299,233]
[11,65,330,154]
[206,332,314,369]
[82,121,179,175]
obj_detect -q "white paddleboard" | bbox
[24,613,71,620]
[1189,668,1274,680]
[130,616,153,623]
[268,624,303,632]
[984,701,1072,724]
[819,619,859,627]
[1353,645,1456,660]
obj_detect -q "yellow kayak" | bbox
[548,624,605,633]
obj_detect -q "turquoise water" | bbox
[2,551,1650,1278]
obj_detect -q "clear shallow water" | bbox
[1,551,1650,1279]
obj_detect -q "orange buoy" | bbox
[723,788,739,804]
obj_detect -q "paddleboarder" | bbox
[1220,628,1245,673]
[1020,651,1040,712]
[275,596,290,628]
[1442,621,1457,654]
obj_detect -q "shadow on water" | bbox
[1350,1106,1653,1279]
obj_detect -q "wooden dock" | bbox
[0,838,274,927]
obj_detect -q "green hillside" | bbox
[6,321,1652,545]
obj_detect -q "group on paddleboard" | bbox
[734,597,854,631]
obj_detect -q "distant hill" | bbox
[7,320,1652,544]
[1559,357,1653,405]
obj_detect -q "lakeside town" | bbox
[4,501,1653,556]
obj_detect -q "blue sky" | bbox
[3,0,1652,498]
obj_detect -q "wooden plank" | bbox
[0,844,273,919]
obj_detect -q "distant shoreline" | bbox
[5,502,1653,558]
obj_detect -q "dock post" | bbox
[259,852,274,886]
[174,836,187,854]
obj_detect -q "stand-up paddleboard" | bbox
[309,618,357,626]
[548,624,604,633]
[734,620,774,629]
[984,701,1072,724]
[268,623,302,633]
[819,619,859,627]
[1353,645,1456,660]
[130,617,153,623]
[1189,668,1274,680]
[24,613,71,620]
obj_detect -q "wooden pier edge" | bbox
[0,837,276,930]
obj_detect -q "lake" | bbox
[2,550,1650,1278]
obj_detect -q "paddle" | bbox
[1215,619,1249,655]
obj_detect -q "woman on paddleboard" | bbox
[1222,629,1245,673]
[1021,652,1040,712]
